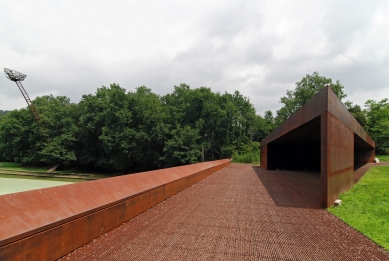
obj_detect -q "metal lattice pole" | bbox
[15,81,45,130]
[4,68,46,135]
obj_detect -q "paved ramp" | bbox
[61,164,389,260]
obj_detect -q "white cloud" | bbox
[0,0,388,116]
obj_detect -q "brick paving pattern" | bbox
[61,164,389,260]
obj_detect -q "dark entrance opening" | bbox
[267,116,321,171]
[354,133,375,170]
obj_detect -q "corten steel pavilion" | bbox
[260,86,375,207]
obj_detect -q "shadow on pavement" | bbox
[252,166,322,209]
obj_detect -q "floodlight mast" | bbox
[4,68,46,134]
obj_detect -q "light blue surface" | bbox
[0,177,75,195]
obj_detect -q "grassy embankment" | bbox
[328,166,389,251]
[0,162,49,172]
[0,162,108,179]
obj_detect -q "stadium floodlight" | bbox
[3,67,46,135]
[4,68,27,82]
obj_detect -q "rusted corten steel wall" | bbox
[260,144,267,169]
[0,159,230,261]
[321,112,354,206]
[260,88,328,147]
[260,86,374,207]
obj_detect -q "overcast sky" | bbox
[1,0,388,116]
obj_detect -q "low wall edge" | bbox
[0,159,230,260]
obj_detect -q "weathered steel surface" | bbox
[0,159,230,261]
[327,89,374,147]
[354,133,375,169]
[260,86,375,207]
[320,112,328,206]
[261,87,328,147]
[60,164,389,261]
[323,112,354,206]
[260,144,267,169]
[261,87,375,148]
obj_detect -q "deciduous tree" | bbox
[275,72,346,125]
[364,99,389,153]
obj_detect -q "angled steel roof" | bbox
[261,86,374,148]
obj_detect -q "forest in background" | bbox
[0,83,273,173]
[0,110,9,117]
[0,72,388,173]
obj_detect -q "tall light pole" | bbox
[4,68,45,132]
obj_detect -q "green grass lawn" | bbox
[0,162,95,174]
[0,162,112,179]
[0,162,49,172]
[377,154,389,162]
[328,166,389,250]
[0,162,90,173]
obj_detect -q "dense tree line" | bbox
[1,72,387,173]
[0,84,273,173]
[0,110,9,121]
[362,99,389,153]
[274,72,347,125]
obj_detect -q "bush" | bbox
[232,142,260,164]
[376,154,389,162]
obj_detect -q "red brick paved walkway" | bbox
[61,164,389,260]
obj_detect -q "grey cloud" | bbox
[323,58,389,93]
[264,60,310,85]
[244,35,276,64]
[1,0,389,117]
[204,1,262,39]
[323,2,379,56]
[1,77,21,99]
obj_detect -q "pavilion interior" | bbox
[266,116,321,171]
[266,116,374,172]
[354,133,375,170]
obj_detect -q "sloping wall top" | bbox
[261,86,374,148]
[0,159,230,247]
